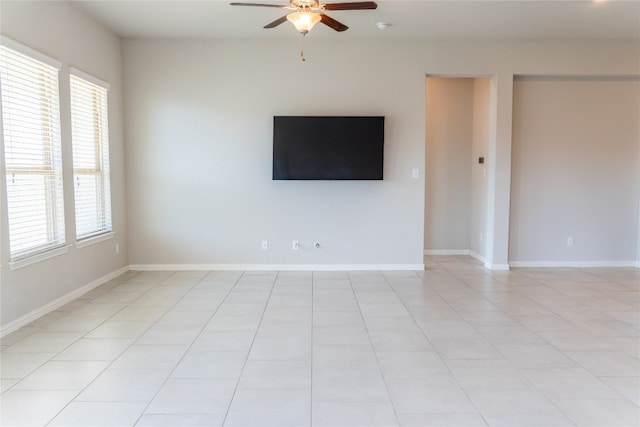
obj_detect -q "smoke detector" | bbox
[376,22,391,30]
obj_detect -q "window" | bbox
[0,38,65,261]
[70,69,112,240]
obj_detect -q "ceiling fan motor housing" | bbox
[291,0,321,10]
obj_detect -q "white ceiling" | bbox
[72,0,640,41]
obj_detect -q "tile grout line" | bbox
[443,265,582,427]
[477,262,632,425]
[219,271,279,427]
[348,270,404,427]
[41,270,181,426]
[125,270,241,426]
[2,270,146,391]
[86,271,215,424]
[426,256,634,426]
[395,260,492,426]
[310,271,315,427]
[7,271,154,424]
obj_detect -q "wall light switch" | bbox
[412,168,420,179]
[261,240,269,250]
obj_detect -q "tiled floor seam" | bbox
[378,266,492,427]
[219,271,279,427]
[126,271,240,426]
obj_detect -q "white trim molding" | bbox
[130,263,425,272]
[424,250,470,256]
[0,266,129,337]
[76,232,115,249]
[0,35,62,69]
[9,245,70,271]
[509,260,638,268]
[69,66,110,90]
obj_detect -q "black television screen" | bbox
[272,116,384,180]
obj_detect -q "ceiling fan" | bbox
[230,0,378,35]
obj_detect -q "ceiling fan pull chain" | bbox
[300,33,306,62]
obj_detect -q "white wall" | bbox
[470,78,491,260]
[0,1,128,329]
[425,77,473,252]
[123,39,639,270]
[638,193,640,267]
[123,40,426,268]
[510,77,640,265]
[638,125,640,268]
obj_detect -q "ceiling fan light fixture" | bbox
[287,11,322,34]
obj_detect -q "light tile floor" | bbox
[1,256,639,426]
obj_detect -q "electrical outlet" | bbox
[292,240,299,250]
[567,237,574,247]
[261,240,269,250]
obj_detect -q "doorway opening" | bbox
[424,76,492,263]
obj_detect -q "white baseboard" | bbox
[423,251,638,269]
[484,263,510,271]
[509,260,638,268]
[424,250,470,256]
[130,263,425,272]
[0,266,130,338]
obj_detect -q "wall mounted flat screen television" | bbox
[272,116,385,180]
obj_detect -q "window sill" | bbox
[9,245,70,271]
[76,232,115,249]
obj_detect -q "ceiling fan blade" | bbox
[323,2,377,11]
[230,2,287,8]
[320,13,348,32]
[264,14,289,28]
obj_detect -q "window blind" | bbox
[0,40,65,260]
[70,70,112,240]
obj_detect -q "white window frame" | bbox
[0,36,66,266]
[69,67,112,243]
